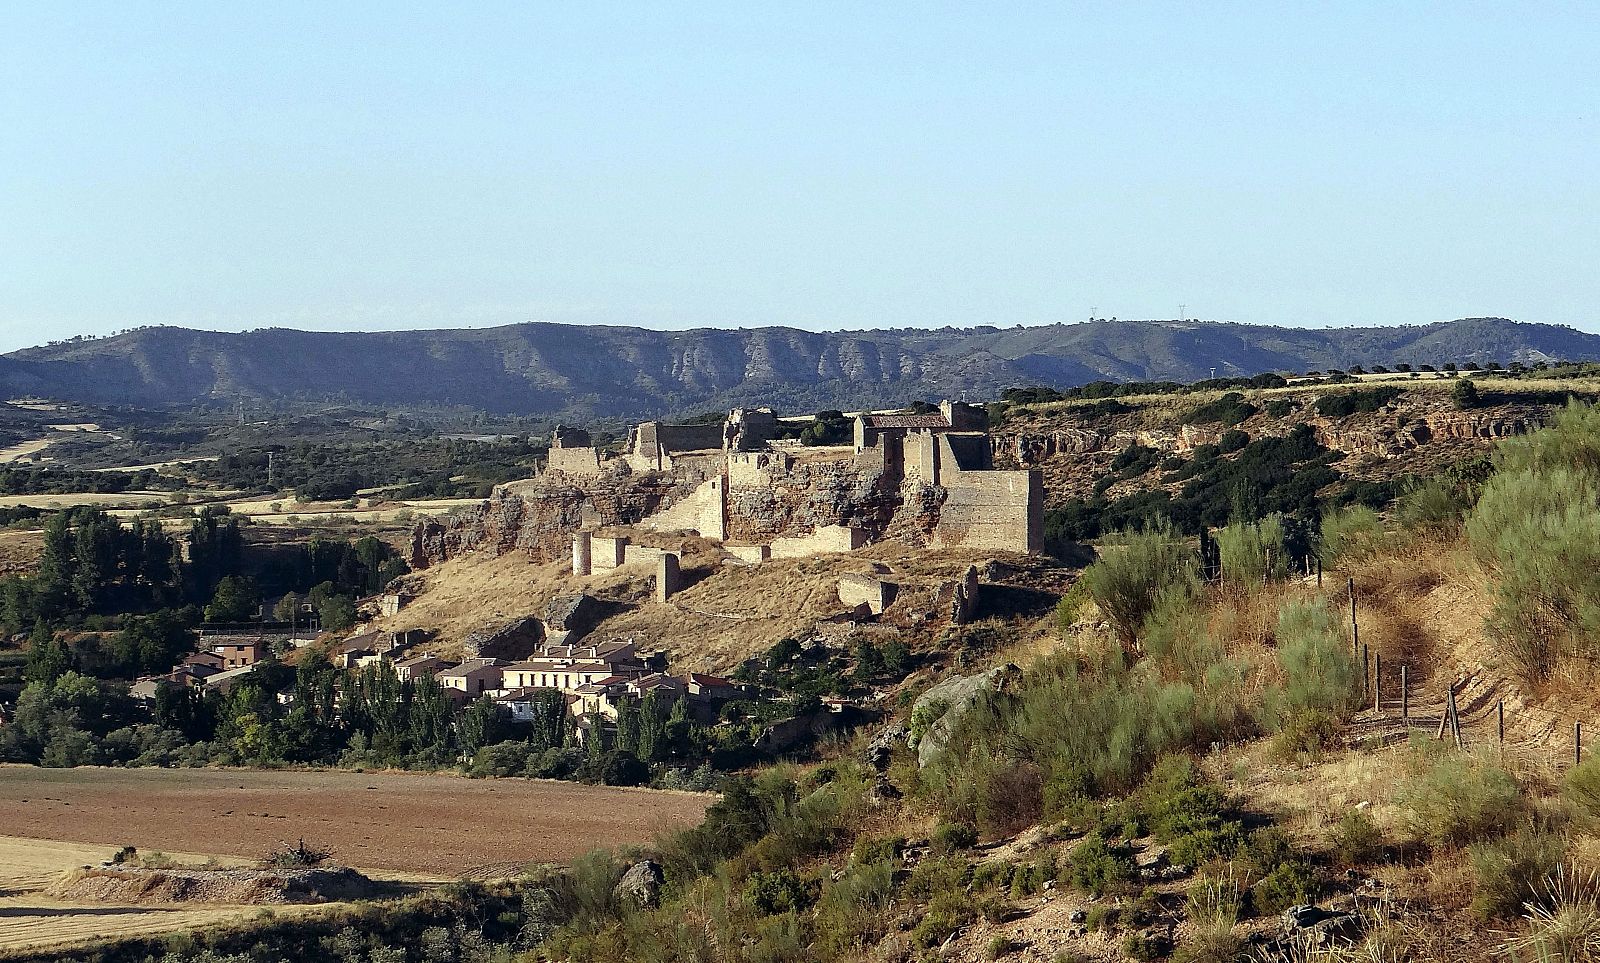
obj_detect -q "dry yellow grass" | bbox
[379,536,1024,670]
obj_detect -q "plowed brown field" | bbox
[0,765,711,877]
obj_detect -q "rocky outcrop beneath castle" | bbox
[724,458,899,544]
[410,473,700,568]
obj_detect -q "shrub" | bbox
[989,934,1025,959]
[912,890,975,947]
[1215,514,1288,587]
[1452,377,1480,409]
[932,821,979,854]
[851,835,905,866]
[1271,709,1342,763]
[1330,809,1385,866]
[1267,600,1357,724]
[1314,386,1403,417]
[1469,827,1566,920]
[1123,929,1173,961]
[1497,865,1600,963]
[1084,903,1120,931]
[1182,393,1257,427]
[1219,429,1250,453]
[1565,758,1600,825]
[1069,833,1136,895]
[1318,504,1382,565]
[1250,860,1318,916]
[1401,751,1523,849]
[814,861,895,957]
[1082,522,1199,646]
[744,869,816,915]
[1468,463,1600,679]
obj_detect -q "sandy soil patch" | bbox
[0,765,710,878]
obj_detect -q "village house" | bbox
[494,687,579,723]
[435,658,504,698]
[211,640,269,670]
[395,654,452,682]
[501,658,614,693]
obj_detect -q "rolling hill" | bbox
[4,317,1597,419]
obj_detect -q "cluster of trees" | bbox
[1045,424,1364,545]
[3,507,407,693]
[0,466,180,496]
[194,437,543,500]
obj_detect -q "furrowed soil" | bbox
[0,766,712,877]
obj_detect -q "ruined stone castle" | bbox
[410,401,1043,570]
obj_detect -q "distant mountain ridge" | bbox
[3,318,1595,419]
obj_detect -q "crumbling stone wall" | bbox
[547,446,604,477]
[771,524,867,558]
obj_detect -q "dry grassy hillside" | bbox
[374,533,1067,672]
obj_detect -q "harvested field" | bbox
[0,766,711,878]
[0,836,317,958]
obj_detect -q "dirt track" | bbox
[0,766,712,877]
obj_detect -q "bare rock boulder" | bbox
[614,859,665,909]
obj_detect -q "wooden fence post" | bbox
[1349,577,1359,655]
[1361,645,1370,698]
[1450,689,1463,750]
[1446,678,1459,739]
[1374,653,1382,712]
[1577,723,1584,766]
[1316,557,1323,587]
[1400,665,1408,722]
[1497,700,1504,747]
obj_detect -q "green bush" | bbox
[1123,929,1172,961]
[1182,392,1257,427]
[912,890,976,947]
[1085,903,1120,931]
[1330,809,1384,866]
[932,821,979,854]
[814,861,895,957]
[1395,476,1475,533]
[1270,709,1341,763]
[1249,860,1319,916]
[850,835,905,866]
[1400,751,1523,849]
[1565,758,1600,825]
[1466,404,1600,678]
[1318,505,1382,565]
[1215,514,1288,587]
[1314,386,1403,417]
[744,869,816,915]
[1468,827,1566,920]
[1268,600,1358,724]
[1069,833,1136,895]
[1082,521,1199,646]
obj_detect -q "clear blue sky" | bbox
[2,2,1596,352]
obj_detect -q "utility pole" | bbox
[1179,304,1187,323]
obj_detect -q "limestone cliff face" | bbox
[996,400,1544,469]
